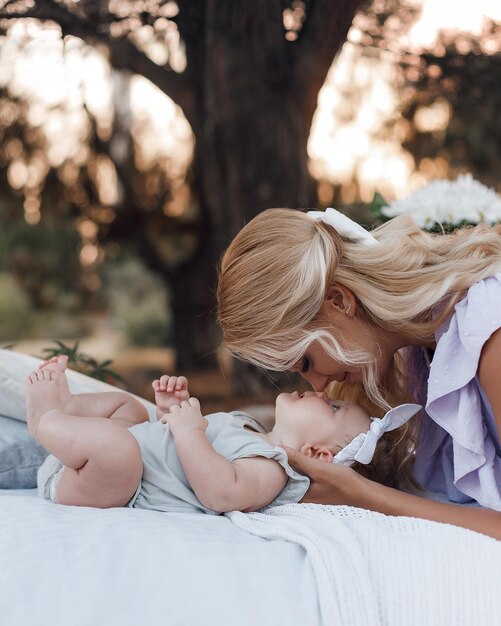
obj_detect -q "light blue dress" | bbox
[126,411,310,514]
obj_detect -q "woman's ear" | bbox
[325,283,356,317]
[300,444,334,464]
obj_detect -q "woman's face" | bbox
[294,309,398,392]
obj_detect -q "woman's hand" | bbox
[284,446,368,506]
[286,448,501,541]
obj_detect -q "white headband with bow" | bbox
[332,403,421,467]
[307,207,378,246]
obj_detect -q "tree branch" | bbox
[106,38,198,128]
[0,0,199,128]
[292,0,364,123]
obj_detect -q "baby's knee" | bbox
[127,397,149,424]
[117,393,149,424]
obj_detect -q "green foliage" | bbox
[369,192,388,221]
[0,272,35,340]
[3,216,85,309]
[0,269,95,339]
[397,21,501,190]
[106,256,171,347]
[32,310,94,340]
[426,221,479,235]
[40,340,128,387]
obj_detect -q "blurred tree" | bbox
[353,6,501,195]
[0,0,364,385]
[0,87,86,309]
[396,20,501,189]
[306,0,423,205]
[308,1,500,205]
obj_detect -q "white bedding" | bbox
[2,491,501,626]
[230,504,501,626]
[0,494,320,626]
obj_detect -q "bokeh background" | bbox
[0,0,500,410]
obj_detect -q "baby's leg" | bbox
[54,426,142,508]
[40,356,148,426]
[27,369,142,507]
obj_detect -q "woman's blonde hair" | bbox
[217,209,501,488]
[218,208,501,388]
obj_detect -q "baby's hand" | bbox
[153,375,190,420]
[159,397,207,435]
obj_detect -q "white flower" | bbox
[381,174,501,228]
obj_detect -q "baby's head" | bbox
[273,391,371,463]
[273,391,420,487]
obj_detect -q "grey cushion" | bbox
[0,415,48,488]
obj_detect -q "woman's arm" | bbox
[163,398,287,512]
[478,327,501,440]
[284,447,501,541]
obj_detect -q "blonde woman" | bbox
[217,207,501,540]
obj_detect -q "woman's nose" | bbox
[300,371,329,392]
[302,390,326,399]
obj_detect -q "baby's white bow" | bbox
[307,207,378,246]
[333,403,421,467]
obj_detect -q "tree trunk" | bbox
[171,3,317,385]
[169,216,221,371]
[200,2,316,246]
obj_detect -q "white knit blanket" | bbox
[228,504,501,626]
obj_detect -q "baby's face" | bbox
[274,391,371,453]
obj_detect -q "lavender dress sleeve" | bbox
[413,273,501,509]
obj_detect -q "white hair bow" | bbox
[307,207,378,246]
[332,403,421,467]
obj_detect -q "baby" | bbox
[30,356,420,514]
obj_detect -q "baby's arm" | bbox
[163,399,288,512]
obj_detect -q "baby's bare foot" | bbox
[26,369,65,439]
[38,355,73,409]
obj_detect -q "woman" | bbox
[217,207,501,540]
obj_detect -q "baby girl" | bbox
[30,356,419,513]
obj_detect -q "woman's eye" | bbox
[331,403,340,412]
[301,358,310,373]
